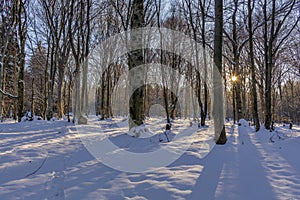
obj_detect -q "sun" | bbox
[231,75,238,82]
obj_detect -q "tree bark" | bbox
[17,0,27,122]
[248,0,260,131]
[129,0,145,129]
[31,78,34,116]
[232,0,243,121]
[199,0,209,123]
[185,0,205,126]
[214,0,226,144]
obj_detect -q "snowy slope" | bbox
[0,118,300,200]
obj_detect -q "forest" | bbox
[0,0,299,135]
[1,1,300,199]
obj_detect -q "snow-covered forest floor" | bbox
[0,118,300,200]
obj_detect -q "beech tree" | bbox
[68,0,91,124]
[1,0,299,128]
[261,0,299,129]
[15,0,27,122]
[0,1,20,119]
[214,0,226,144]
[247,0,260,131]
[128,0,145,129]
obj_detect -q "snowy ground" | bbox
[0,118,300,200]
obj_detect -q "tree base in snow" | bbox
[166,123,171,130]
[78,115,88,125]
[216,125,227,145]
[128,125,152,138]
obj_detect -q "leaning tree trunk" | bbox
[196,72,205,126]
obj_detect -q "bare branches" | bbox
[0,89,18,99]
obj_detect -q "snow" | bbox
[127,125,152,138]
[0,118,300,199]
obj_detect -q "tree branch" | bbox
[0,89,18,99]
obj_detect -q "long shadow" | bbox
[250,126,300,199]
[184,125,234,200]
[0,121,285,199]
[273,126,300,171]
[236,125,276,200]
[186,146,226,199]
[63,123,297,199]
[186,124,277,200]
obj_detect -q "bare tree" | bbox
[0,1,19,119]
[223,0,249,122]
[68,0,91,124]
[183,0,206,126]
[262,0,299,129]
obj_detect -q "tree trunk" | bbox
[63,76,67,117]
[248,0,260,131]
[170,91,178,120]
[0,63,4,117]
[100,72,105,119]
[214,0,226,144]
[17,0,26,122]
[186,0,205,125]
[163,85,170,124]
[196,71,205,126]
[106,67,111,118]
[31,78,34,116]
[73,65,81,123]
[0,5,13,118]
[128,0,145,129]
[232,83,236,123]
[199,0,209,123]
[232,0,243,121]
[57,61,66,119]
[67,72,72,123]
[47,39,56,120]
[0,60,4,118]
[264,0,273,129]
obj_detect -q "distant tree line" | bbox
[0,0,299,132]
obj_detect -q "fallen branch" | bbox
[0,89,18,99]
[25,154,48,178]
